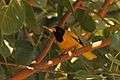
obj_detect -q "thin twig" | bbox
[0,61,26,68]
[98,0,114,18]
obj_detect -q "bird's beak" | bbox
[48,28,56,32]
[42,26,56,32]
[48,28,54,32]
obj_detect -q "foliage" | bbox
[0,0,120,80]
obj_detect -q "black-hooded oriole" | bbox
[48,26,97,60]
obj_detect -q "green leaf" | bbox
[46,43,60,60]
[0,30,3,45]
[57,0,64,18]
[22,1,37,27]
[15,40,34,65]
[0,0,24,35]
[0,0,5,6]
[74,10,96,32]
[92,36,104,42]
[0,42,11,57]
[107,54,120,66]
[27,73,45,80]
[107,3,120,21]
[60,0,72,11]
[103,28,110,38]
[0,65,6,80]
[34,0,46,8]
[108,9,120,21]
[110,32,120,50]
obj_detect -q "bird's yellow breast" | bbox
[58,30,97,60]
[59,31,82,51]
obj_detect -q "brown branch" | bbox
[9,38,112,80]
[58,0,84,26]
[98,0,114,18]
[34,38,112,70]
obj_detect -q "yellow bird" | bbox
[48,26,97,60]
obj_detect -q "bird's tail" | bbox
[77,44,97,60]
[82,51,97,60]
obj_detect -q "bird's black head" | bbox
[53,26,65,42]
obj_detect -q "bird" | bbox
[48,26,97,60]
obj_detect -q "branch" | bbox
[98,0,114,18]
[34,38,112,70]
[0,62,26,68]
[9,38,112,80]
[58,0,84,26]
